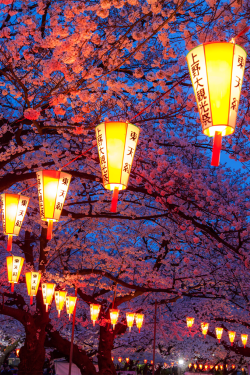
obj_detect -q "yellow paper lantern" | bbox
[215,366,218,371]
[6,255,24,292]
[186,317,194,329]
[42,283,56,312]
[194,364,197,370]
[220,365,223,370]
[25,272,41,305]
[242,368,245,373]
[126,312,135,332]
[186,42,247,166]
[135,313,144,333]
[36,170,71,239]
[215,327,223,343]
[210,365,214,369]
[95,121,140,212]
[1,194,30,252]
[54,291,67,317]
[110,309,119,329]
[126,358,129,363]
[205,365,208,370]
[232,365,236,369]
[228,331,236,346]
[144,360,147,364]
[188,364,192,369]
[201,322,209,337]
[118,357,122,363]
[111,357,114,361]
[241,334,248,348]
[90,304,101,326]
[65,296,77,321]
[16,349,20,357]
[199,364,203,370]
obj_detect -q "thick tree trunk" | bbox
[98,325,116,375]
[18,314,48,375]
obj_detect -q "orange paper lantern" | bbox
[118,357,122,363]
[194,364,197,370]
[65,296,77,320]
[215,327,223,343]
[201,322,209,337]
[187,42,247,166]
[95,121,140,213]
[135,313,144,333]
[42,283,56,312]
[232,365,236,369]
[144,360,147,364]
[199,364,203,370]
[242,368,245,372]
[241,334,248,348]
[126,312,135,332]
[90,304,101,326]
[215,366,218,371]
[25,271,41,305]
[55,291,67,317]
[205,365,208,370]
[36,170,71,240]
[110,309,119,329]
[16,348,20,357]
[188,364,192,369]
[6,255,24,292]
[126,358,129,363]
[111,357,114,361]
[210,366,214,369]
[220,365,223,370]
[186,317,194,329]
[1,194,29,252]
[228,331,236,346]
[151,360,153,365]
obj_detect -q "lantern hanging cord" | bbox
[129,74,188,122]
[230,26,250,43]
[59,143,97,171]
[19,182,37,194]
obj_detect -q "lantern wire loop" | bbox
[59,144,96,171]
[129,75,188,122]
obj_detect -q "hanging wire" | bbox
[59,143,97,171]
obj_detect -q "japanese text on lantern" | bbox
[121,123,140,187]
[1,195,6,233]
[53,172,72,221]
[36,172,45,220]
[95,124,109,185]
[187,46,212,132]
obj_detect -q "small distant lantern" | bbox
[118,357,122,363]
[126,358,130,363]
[164,363,167,368]
[6,255,24,292]
[144,360,147,364]
[95,122,140,213]
[110,309,119,329]
[215,366,218,371]
[241,334,248,348]
[90,304,101,326]
[25,271,41,305]
[199,364,203,370]
[194,364,197,370]
[42,283,56,312]
[201,322,209,337]
[215,327,223,343]
[151,360,154,365]
[242,368,245,373]
[171,362,175,367]
[111,357,114,361]
[186,317,194,329]
[65,296,77,320]
[55,291,67,317]
[205,365,208,371]
[210,366,214,369]
[135,313,144,333]
[126,312,135,332]
[1,193,30,252]
[189,364,192,369]
[220,365,223,370]
[16,349,20,357]
[232,365,236,369]
[228,331,236,346]
[36,170,72,240]
[186,42,247,166]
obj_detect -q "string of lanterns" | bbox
[186,317,248,347]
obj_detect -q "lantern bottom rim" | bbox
[204,125,234,137]
[105,183,126,191]
[41,218,58,222]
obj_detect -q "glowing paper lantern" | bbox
[118,357,122,363]
[201,322,209,337]
[90,304,101,326]
[232,365,236,369]
[55,291,67,317]
[6,255,24,292]
[135,313,144,333]
[25,271,41,305]
[215,327,223,343]
[199,364,203,370]
[126,358,129,363]
[205,365,208,370]
[144,360,147,364]
[151,361,154,365]
[241,333,248,348]
[228,331,236,346]
[215,366,218,371]
[42,283,56,312]
[110,309,119,329]
[186,42,247,166]
[186,317,194,329]
[1,194,29,252]
[189,364,192,369]
[194,364,197,370]
[210,366,214,369]
[65,296,77,320]
[36,170,72,239]
[242,368,245,372]
[126,312,135,332]
[220,366,223,370]
[16,349,20,357]
[95,121,140,212]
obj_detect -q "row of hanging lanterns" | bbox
[188,364,240,371]
[186,317,248,347]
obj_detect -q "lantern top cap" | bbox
[187,41,247,55]
[96,121,139,129]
